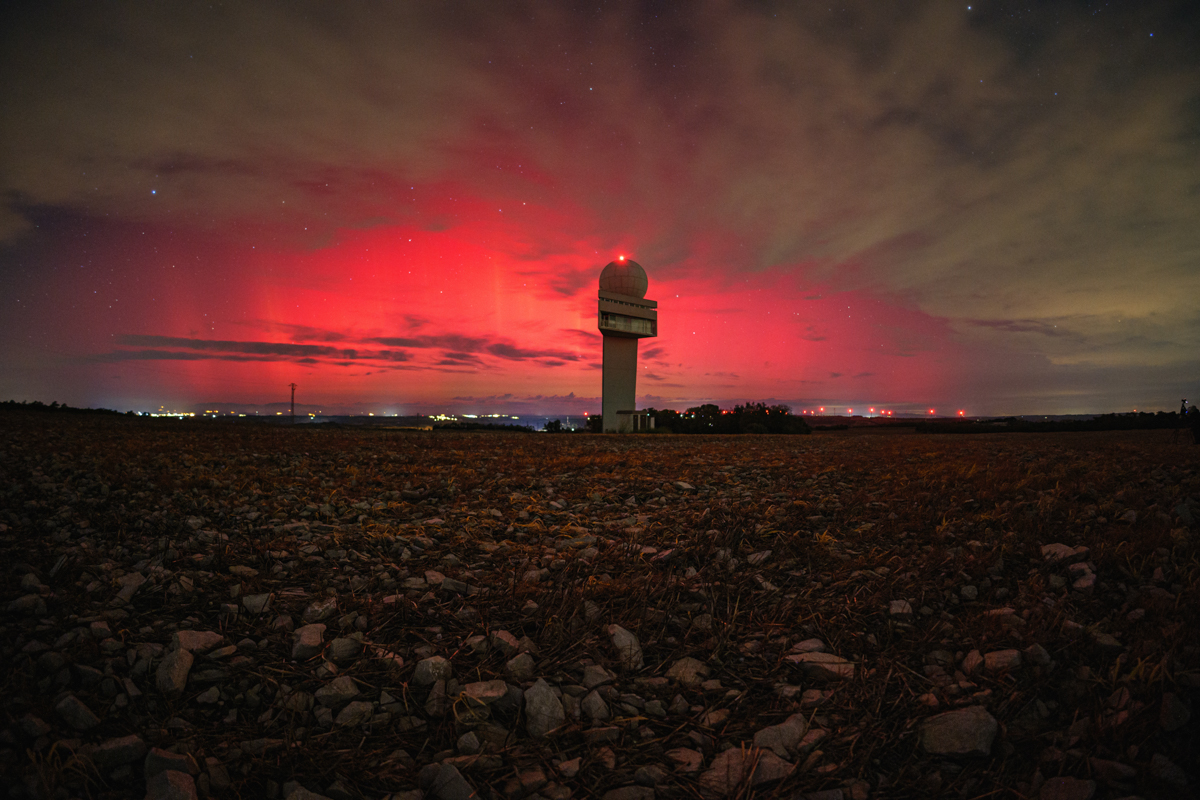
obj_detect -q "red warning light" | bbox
[928,409,935,415]
[618,255,625,261]
[819,407,825,413]
[958,410,965,417]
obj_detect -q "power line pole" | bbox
[289,383,297,425]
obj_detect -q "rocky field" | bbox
[1,410,1198,800]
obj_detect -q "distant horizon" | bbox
[4,394,1188,421]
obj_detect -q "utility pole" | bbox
[289,383,297,424]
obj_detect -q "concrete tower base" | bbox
[602,336,638,432]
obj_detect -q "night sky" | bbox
[2,1,1198,417]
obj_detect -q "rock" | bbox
[666,657,709,687]
[557,757,581,778]
[430,763,479,800]
[196,686,220,704]
[582,664,615,689]
[489,630,520,657]
[145,748,193,777]
[292,624,326,660]
[116,572,146,602]
[601,788,655,800]
[889,600,913,618]
[785,651,855,681]
[172,630,224,653]
[1161,692,1190,731]
[698,747,794,797]
[634,765,668,786]
[665,748,703,774]
[607,625,643,670]
[8,594,47,616]
[1150,753,1189,790]
[524,679,566,738]
[582,690,611,722]
[983,649,1022,672]
[315,676,360,708]
[919,706,998,756]
[462,680,509,706]
[503,767,547,798]
[962,650,983,675]
[156,648,194,697]
[334,700,374,726]
[55,693,101,731]
[1041,544,1088,564]
[414,656,453,687]
[286,788,334,800]
[1023,643,1052,666]
[327,637,361,665]
[146,770,198,800]
[242,593,272,614]
[753,713,809,758]
[790,638,826,653]
[1038,777,1095,800]
[505,653,536,682]
[92,734,147,770]
[303,597,338,623]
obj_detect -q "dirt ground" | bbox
[1,411,1197,799]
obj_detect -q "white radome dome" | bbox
[599,258,648,298]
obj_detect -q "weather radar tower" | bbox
[597,257,658,432]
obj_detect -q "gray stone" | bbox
[634,765,668,786]
[962,650,983,675]
[171,630,223,653]
[984,649,1022,672]
[1150,753,1189,790]
[431,763,479,800]
[145,747,192,777]
[607,624,643,670]
[458,731,482,754]
[789,638,827,653]
[462,680,508,706]
[414,656,453,687]
[698,747,794,797]
[666,657,709,687]
[489,630,519,657]
[55,693,101,731]
[156,648,194,697]
[1161,692,1190,731]
[753,713,809,758]
[582,664,615,689]
[292,624,326,660]
[7,594,47,616]
[327,637,361,665]
[116,572,146,603]
[334,700,374,727]
[602,788,655,800]
[524,678,566,738]
[1023,643,1052,667]
[889,600,913,618]
[93,734,146,769]
[665,748,703,774]
[582,690,611,722]
[196,686,220,704]
[785,651,855,681]
[303,596,338,623]
[315,676,360,708]
[242,593,272,614]
[505,653,536,682]
[920,706,998,756]
[286,788,334,800]
[1041,543,1088,564]
[146,770,198,800]
[1038,777,1095,800]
